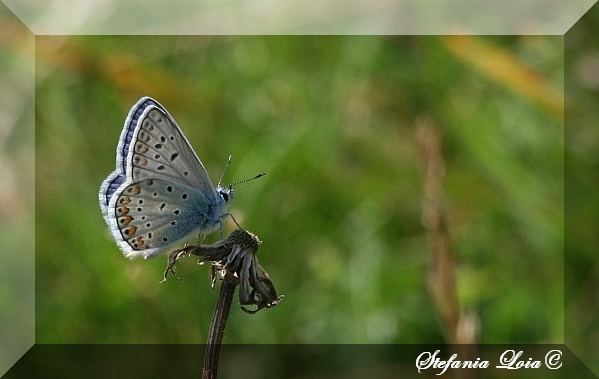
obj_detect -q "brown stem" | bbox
[202,279,236,379]
[417,119,480,379]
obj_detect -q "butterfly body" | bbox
[99,97,232,259]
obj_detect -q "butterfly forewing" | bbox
[129,106,216,195]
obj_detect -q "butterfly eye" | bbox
[219,188,234,203]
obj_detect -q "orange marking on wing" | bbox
[126,186,141,195]
[135,142,149,154]
[116,206,129,216]
[118,196,131,205]
[131,236,145,249]
[118,216,133,226]
[133,155,147,166]
[122,225,137,237]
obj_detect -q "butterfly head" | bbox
[217,155,265,204]
[217,185,234,203]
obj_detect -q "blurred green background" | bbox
[33,34,566,348]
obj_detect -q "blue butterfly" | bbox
[99,97,234,259]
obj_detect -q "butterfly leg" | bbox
[221,212,242,230]
[161,245,196,282]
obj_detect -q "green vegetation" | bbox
[32,35,565,348]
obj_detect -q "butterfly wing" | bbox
[111,179,225,258]
[99,97,226,258]
[129,101,216,189]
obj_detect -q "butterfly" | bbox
[99,97,236,259]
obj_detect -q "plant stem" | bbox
[202,279,236,379]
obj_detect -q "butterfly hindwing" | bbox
[112,178,223,258]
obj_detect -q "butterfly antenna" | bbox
[227,172,266,188]
[217,155,233,188]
